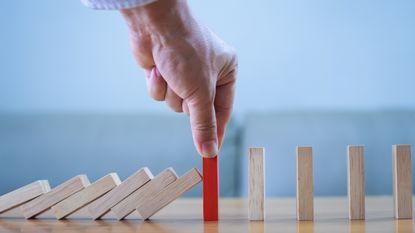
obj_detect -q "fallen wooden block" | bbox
[88,167,153,220]
[392,144,413,219]
[203,156,219,221]
[0,180,50,214]
[347,145,365,220]
[136,168,202,220]
[51,173,121,220]
[296,146,314,221]
[21,175,90,219]
[248,147,265,221]
[111,168,178,220]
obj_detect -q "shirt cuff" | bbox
[81,0,158,10]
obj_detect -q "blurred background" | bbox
[0,0,414,197]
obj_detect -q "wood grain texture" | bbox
[248,147,265,221]
[203,156,219,221]
[392,144,413,219]
[51,173,121,220]
[136,168,202,220]
[21,175,90,219]
[88,168,153,220]
[296,146,314,221]
[347,145,365,220]
[0,197,412,233]
[0,180,50,214]
[111,168,178,220]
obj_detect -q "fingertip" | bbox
[200,140,218,158]
[147,66,167,101]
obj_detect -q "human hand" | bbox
[121,0,237,157]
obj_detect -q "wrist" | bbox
[121,0,194,40]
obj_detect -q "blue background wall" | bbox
[0,1,415,197]
[0,0,414,113]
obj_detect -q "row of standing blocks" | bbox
[0,167,202,220]
[248,144,413,221]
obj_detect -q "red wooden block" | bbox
[203,156,219,221]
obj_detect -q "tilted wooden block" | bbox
[248,147,265,221]
[51,173,121,220]
[136,168,202,220]
[0,180,50,214]
[296,146,314,221]
[111,168,178,220]
[21,175,90,219]
[347,145,365,220]
[88,167,153,220]
[392,144,413,219]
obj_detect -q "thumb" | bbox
[188,99,218,158]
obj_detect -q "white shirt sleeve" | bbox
[81,0,158,10]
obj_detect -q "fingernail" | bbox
[201,140,218,157]
[144,70,151,79]
[154,67,161,78]
[149,67,155,79]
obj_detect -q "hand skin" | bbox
[120,0,237,157]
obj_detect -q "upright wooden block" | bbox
[21,175,90,219]
[88,168,153,220]
[111,168,177,220]
[136,168,202,220]
[248,147,265,221]
[347,145,365,220]
[296,146,314,221]
[392,144,413,219]
[0,180,50,214]
[51,173,121,220]
[203,156,219,221]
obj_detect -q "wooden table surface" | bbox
[0,197,413,233]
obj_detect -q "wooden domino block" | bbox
[392,144,413,219]
[111,168,178,220]
[296,146,314,221]
[88,168,153,220]
[136,168,202,220]
[21,175,90,219]
[248,147,265,221]
[0,180,50,214]
[203,156,219,221]
[347,145,365,220]
[51,173,121,220]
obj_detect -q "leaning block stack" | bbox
[0,167,202,220]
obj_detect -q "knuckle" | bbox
[229,48,238,66]
[193,121,216,133]
[215,104,232,114]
